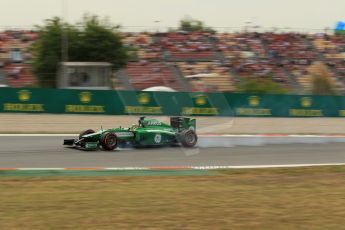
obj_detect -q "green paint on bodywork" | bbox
[84,142,99,150]
[0,170,213,177]
[81,117,196,147]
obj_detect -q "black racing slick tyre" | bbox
[79,129,95,139]
[100,132,118,151]
[178,129,198,148]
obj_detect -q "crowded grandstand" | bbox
[0,29,344,93]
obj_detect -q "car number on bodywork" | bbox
[154,134,162,143]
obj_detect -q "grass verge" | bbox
[1,166,345,229]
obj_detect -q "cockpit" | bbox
[138,116,146,127]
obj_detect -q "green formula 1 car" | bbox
[63,117,197,150]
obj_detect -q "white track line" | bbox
[1,134,345,137]
[2,163,345,171]
[191,163,345,169]
[0,134,77,136]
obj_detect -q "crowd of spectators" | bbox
[158,31,215,59]
[233,58,288,84]
[0,30,37,87]
[125,61,181,90]
[214,32,290,86]
[123,32,162,59]
[123,31,216,60]
[1,29,345,92]
[263,33,319,78]
[314,34,345,81]
[178,61,234,92]
[0,30,37,63]
[215,32,267,58]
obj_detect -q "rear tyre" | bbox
[100,132,118,151]
[79,129,95,139]
[178,129,197,148]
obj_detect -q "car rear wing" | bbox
[170,117,196,131]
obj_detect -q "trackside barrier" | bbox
[1,87,345,117]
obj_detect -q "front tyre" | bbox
[178,129,198,147]
[79,129,95,139]
[100,132,118,151]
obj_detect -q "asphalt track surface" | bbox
[1,136,345,168]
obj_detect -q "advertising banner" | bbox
[1,88,345,117]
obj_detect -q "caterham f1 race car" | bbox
[63,117,198,150]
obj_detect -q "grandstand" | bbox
[178,61,235,91]
[121,61,183,91]
[0,29,345,94]
[4,63,36,87]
